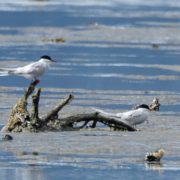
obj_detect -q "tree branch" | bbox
[31,88,41,125]
[41,94,74,123]
[58,112,137,131]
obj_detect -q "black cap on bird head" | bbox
[40,55,56,62]
[134,104,150,110]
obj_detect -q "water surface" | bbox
[0,0,180,179]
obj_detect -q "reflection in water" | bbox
[14,166,44,180]
[0,167,44,180]
[31,0,48,1]
[0,0,180,180]
[145,162,164,174]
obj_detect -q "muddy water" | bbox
[0,0,180,179]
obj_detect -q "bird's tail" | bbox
[92,107,116,117]
[0,68,15,76]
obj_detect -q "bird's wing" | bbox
[121,110,146,125]
[92,108,118,118]
[116,112,122,118]
[92,108,134,126]
[17,62,44,75]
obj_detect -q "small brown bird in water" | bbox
[145,149,165,162]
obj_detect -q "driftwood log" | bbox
[1,81,159,133]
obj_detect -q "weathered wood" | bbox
[41,94,74,123]
[2,81,148,132]
[97,114,136,131]
[57,112,136,131]
[1,81,39,132]
[149,98,160,111]
[31,88,41,126]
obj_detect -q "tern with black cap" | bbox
[93,101,159,126]
[0,55,56,83]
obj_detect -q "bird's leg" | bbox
[35,79,40,84]
[33,78,40,84]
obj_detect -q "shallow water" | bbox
[0,0,180,179]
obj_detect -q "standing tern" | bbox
[0,55,56,83]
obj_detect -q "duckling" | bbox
[145,149,165,162]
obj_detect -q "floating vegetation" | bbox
[16,151,39,156]
[32,151,39,156]
[152,43,160,48]
[42,37,66,43]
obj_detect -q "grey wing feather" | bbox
[92,108,121,118]
[16,62,44,77]
[122,110,145,125]
[92,108,132,125]
[24,63,42,74]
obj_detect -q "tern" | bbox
[93,104,156,126]
[0,55,56,83]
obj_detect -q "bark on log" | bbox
[1,81,39,132]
